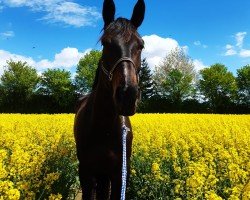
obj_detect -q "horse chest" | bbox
[80,132,122,170]
[96,134,121,158]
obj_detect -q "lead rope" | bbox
[121,116,129,200]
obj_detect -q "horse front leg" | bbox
[96,175,110,200]
[110,169,122,200]
[79,164,96,200]
[126,157,131,188]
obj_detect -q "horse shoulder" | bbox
[74,94,91,140]
[75,94,90,113]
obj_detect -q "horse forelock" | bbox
[100,18,141,43]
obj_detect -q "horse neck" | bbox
[91,79,119,130]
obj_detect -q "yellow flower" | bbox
[242,181,250,200]
[6,189,20,200]
[0,181,20,200]
[131,169,136,176]
[48,193,62,200]
[205,190,222,200]
[151,162,160,173]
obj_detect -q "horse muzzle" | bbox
[115,85,139,116]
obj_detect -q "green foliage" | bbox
[139,58,155,101]
[236,65,250,105]
[199,63,237,112]
[75,50,102,94]
[39,69,75,107]
[153,47,197,110]
[0,60,39,111]
[163,69,193,104]
[0,57,249,114]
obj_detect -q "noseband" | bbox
[101,57,136,81]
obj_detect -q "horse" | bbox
[74,0,145,199]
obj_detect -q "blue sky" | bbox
[1,0,250,77]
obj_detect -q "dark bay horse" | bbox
[74,0,145,199]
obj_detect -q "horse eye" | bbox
[102,39,111,47]
[102,41,109,46]
[138,44,144,51]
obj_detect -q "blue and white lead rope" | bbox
[121,116,129,200]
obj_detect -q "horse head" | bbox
[100,0,145,116]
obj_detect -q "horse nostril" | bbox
[116,85,138,103]
[116,86,125,102]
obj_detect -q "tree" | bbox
[153,47,197,110]
[0,85,4,110]
[75,50,102,94]
[236,65,250,105]
[163,69,194,105]
[139,58,155,101]
[0,60,39,112]
[39,69,75,108]
[199,63,237,112]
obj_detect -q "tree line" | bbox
[0,49,249,113]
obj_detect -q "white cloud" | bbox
[142,34,207,72]
[194,40,207,48]
[0,31,15,39]
[193,59,207,72]
[142,34,179,69]
[225,49,237,56]
[0,47,91,76]
[182,45,189,54]
[239,49,250,58]
[42,2,100,27]
[36,47,91,69]
[0,0,3,8]
[225,44,237,56]
[223,32,250,57]
[2,0,101,27]
[235,32,247,48]
[194,41,201,46]
[226,44,233,49]
[0,49,35,76]
[0,49,35,66]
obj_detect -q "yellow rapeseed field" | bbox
[0,114,77,200]
[0,114,250,199]
[129,114,250,200]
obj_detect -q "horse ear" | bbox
[102,0,116,28]
[130,0,145,29]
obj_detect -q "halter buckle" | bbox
[108,73,113,81]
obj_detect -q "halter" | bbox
[101,57,136,81]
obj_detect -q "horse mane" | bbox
[92,60,101,90]
[92,18,141,90]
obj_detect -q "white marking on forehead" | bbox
[123,64,129,89]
